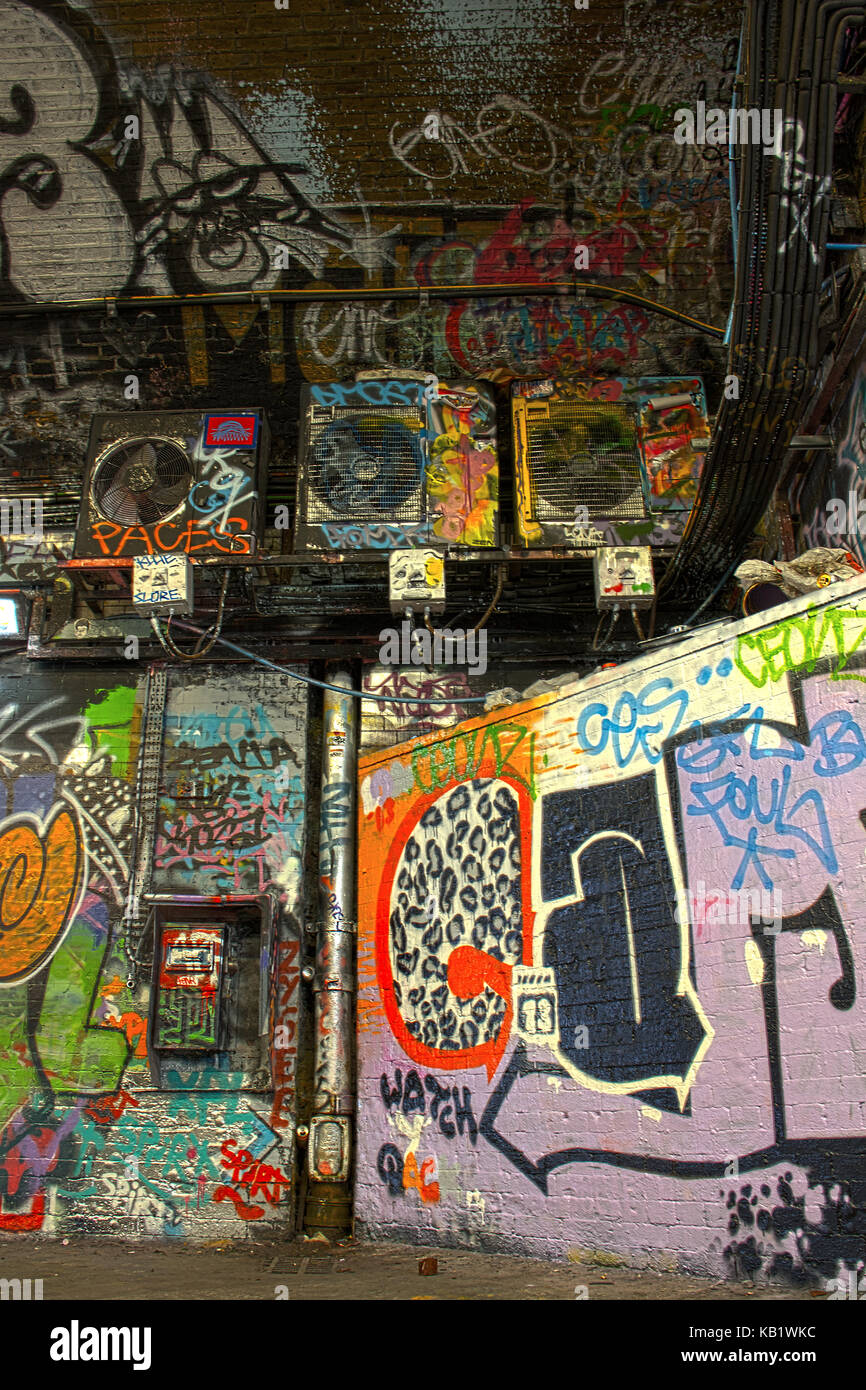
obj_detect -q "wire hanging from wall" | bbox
[150,570,229,661]
[169,619,493,706]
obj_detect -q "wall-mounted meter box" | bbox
[593,546,655,610]
[146,897,275,1089]
[132,551,193,617]
[388,549,446,614]
[154,925,225,1051]
[308,1115,352,1182]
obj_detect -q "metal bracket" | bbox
[126,665,168,927]
[789,434,833,450]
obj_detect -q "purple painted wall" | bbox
[356,579,866,1283]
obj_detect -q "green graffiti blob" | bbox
[0,983,34,1136]
[0,919,130,1140]
[34,919,130,1092]
[411,721,539,799]
[82,685,137,778]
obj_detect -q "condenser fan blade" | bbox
[115,442,160,493]
[154,453,193,491]
[148,478,193,509]
[97,483,145,527]
[527,399,646,520]
[311,415,424,516]
[92,436,194,526]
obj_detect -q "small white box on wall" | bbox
[132,552,193,617]
[388,549,446,614]
[593,546,655,611]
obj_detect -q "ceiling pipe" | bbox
[0,281,724,337]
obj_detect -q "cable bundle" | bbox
[662,0,866,607]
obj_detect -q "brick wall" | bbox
[0,0,796,1256]
[0,661,308,1239]
[356,578,866,1283]
[795,361,866,564]
[0,0,736,527]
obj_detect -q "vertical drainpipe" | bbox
[304,667,357,1237]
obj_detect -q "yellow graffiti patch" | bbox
[744,940,765,985]
[801,929,827,954]
[0,806,84,984]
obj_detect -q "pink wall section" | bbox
[356,579,866,1282]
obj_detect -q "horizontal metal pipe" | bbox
[0,281,725,336]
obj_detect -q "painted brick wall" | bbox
[796,361,866,563]
[0,661,308,1240]
[0,0,736,526]
[356,577,866,1283]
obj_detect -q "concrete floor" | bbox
[0,1237,823,1301]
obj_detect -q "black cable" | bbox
[662,0,866,603]
[154,569,230,661]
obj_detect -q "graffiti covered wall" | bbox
[798,362,866,563]
[0,662,308,1240]
[356,579,866,1282]
[0,0,735,518]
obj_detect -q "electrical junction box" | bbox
[132,551,193,617]
[593,546,655,610]
[308,1115,352,1182]
[388,549,446,614]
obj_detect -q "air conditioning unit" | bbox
[511,378,709,548]
[74,410,269,560]
[295,377,499,553]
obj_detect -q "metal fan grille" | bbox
[304,407,425,523]
[92,437,193,527]
[526,401,646,520]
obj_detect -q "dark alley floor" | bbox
[0,1236,823,1301]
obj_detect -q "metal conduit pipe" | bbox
[304,666,358,1238]
[664,21,778,575]
[662,0,866,602]
[0,280,724,337]
[670,1,775,559]
[717,1,832,483]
